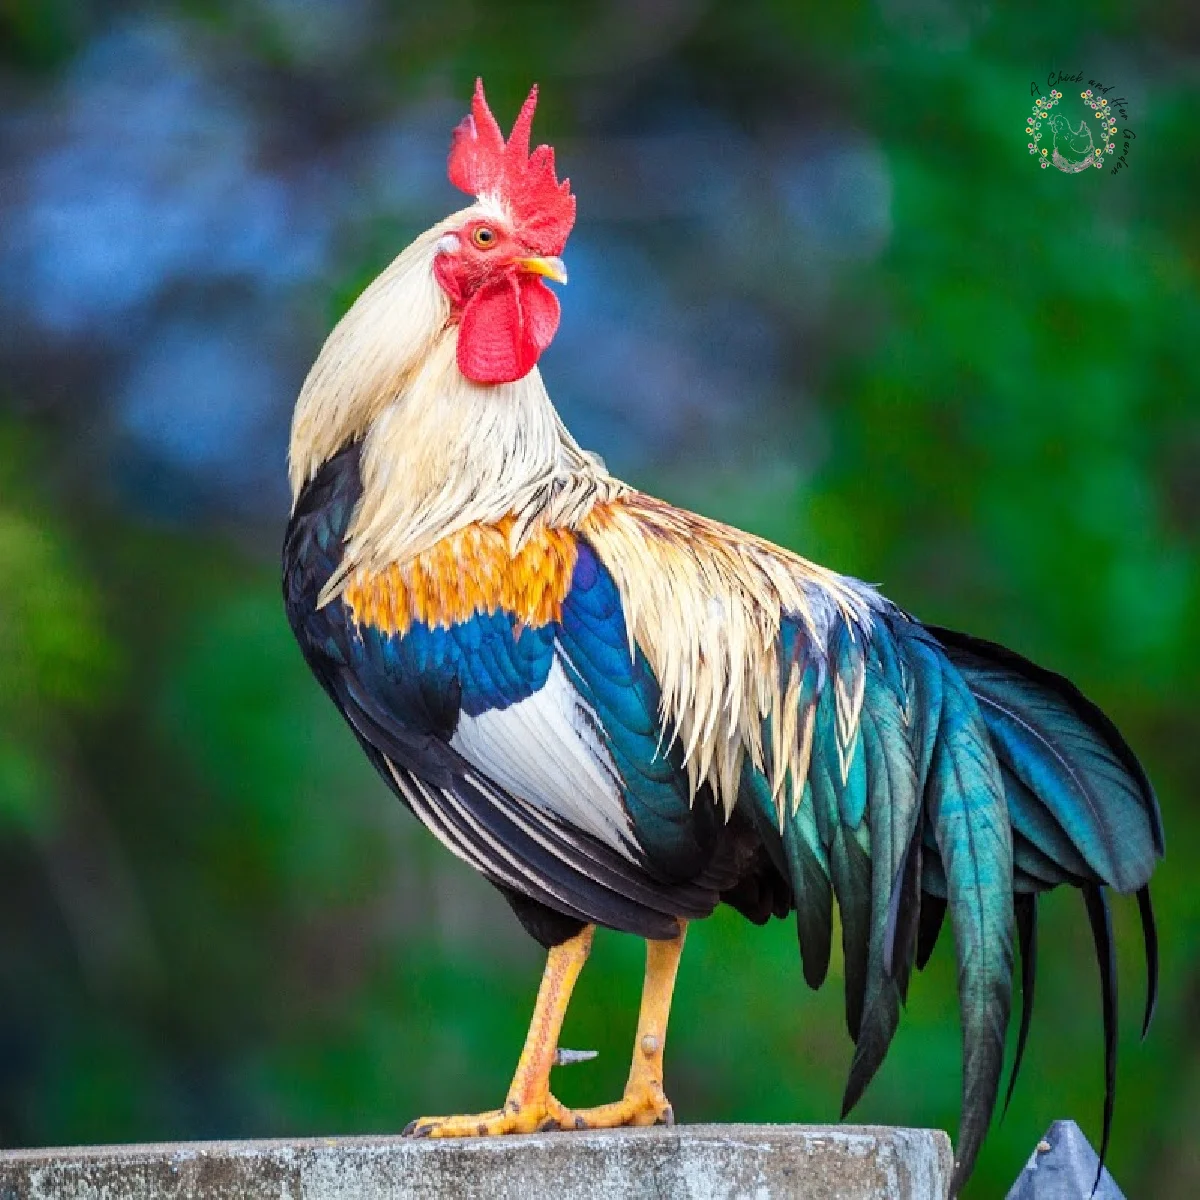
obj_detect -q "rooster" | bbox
[283,80,1162,1194]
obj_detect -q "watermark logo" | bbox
[1027,73,1135,175]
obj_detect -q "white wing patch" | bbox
[450,653,638,860]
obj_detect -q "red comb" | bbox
[448,78,576,256]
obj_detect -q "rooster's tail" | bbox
[742,609,1162,1195]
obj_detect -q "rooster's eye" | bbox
[472,226,498,250]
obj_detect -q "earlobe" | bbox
[433,255,466,307]
[458,274,560,385]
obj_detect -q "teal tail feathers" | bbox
[743,606,1163,1197]
[929,624,1162,1188]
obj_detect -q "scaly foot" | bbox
[403,1093,575,1138]
[403,1077,673,1138]
[559,1073,674,1129]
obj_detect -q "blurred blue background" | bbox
[0,2,1197,1194]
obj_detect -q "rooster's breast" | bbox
[282,446,753,936]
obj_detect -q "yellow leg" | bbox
[567,921,687,1129]
[404,925,594,1137]
[404,920,688,1138]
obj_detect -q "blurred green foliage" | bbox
[0,429,117,834]
[1,1,1197,1196]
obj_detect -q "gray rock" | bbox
[1005,1120,1127,1200]
[0,1124,953,1199]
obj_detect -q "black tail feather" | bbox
[1082,885,1118,1191]
[916,892,946,970]
[1003,894,1038,1117]
[1137,884,1159,1039]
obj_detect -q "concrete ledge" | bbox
[0,1124,953,1199]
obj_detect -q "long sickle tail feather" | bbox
[915,633,1014,1195]
[1136,884,1158,1039]
[1083,885,1118,1191]
[1003,893,1038,1117]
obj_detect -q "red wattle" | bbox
[457,273,561,385]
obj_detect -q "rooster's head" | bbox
[434,79,576,386]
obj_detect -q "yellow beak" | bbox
[517,256,568,285]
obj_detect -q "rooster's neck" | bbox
[288,219,461,502]
[340,335,611,580]
[289,226,621,601]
